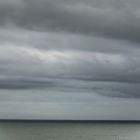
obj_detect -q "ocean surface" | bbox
[0,121,140,140]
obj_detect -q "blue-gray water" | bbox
[0,122,140,140]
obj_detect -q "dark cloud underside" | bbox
[1,0,140,42]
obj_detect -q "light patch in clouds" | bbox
[0,42,137,82]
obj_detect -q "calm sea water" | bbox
[0,122,140,140]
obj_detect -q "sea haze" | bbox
[0,0,140,120]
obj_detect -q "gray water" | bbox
[0,122,140,140]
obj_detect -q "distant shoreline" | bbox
[0,120,140,123]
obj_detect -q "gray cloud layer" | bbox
[1,0,140,42]
[1,0,140,120]
[0,0,140,99]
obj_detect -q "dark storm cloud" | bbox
[1,0,140,42]
[0,78,55,89]
[1,75,140,99]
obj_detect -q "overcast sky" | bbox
[0,0,140,120]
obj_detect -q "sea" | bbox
[0,121,140,140]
